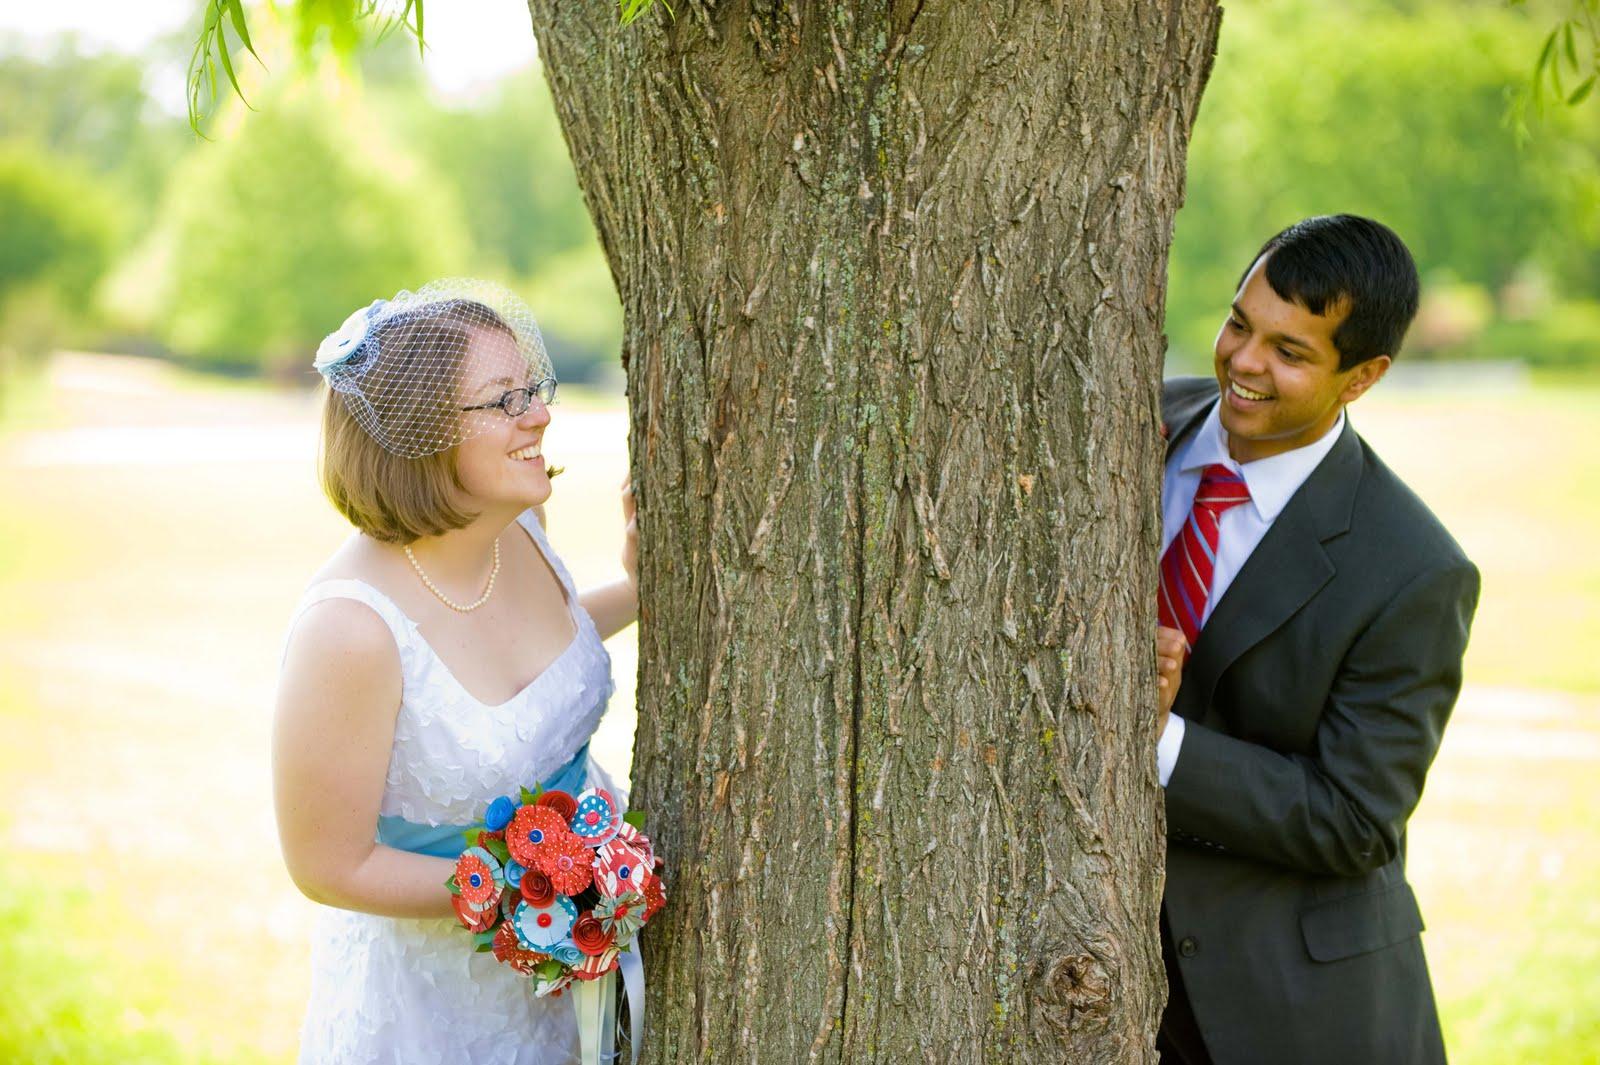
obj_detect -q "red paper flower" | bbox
[571,912,616,957]
[492,921,549,974]
[537,790,579,821]
[594,836,651,898]
[454,848,503,910]
[535,830,595,895]
[507,805,573,868]
[452,894,497,933]
[520,868,556,907]
[642,873,667,921]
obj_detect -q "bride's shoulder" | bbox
[286,540,405,669]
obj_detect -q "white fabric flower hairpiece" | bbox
[314,298,388,373]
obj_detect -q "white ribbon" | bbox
[573,952,644,1065]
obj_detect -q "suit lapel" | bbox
[1164,386,1216,464]
[1182,418,1365,720]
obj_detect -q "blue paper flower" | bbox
[547,942,583,967]
[569,788,620,846]
[513,895,577,951]
[485,796,516,832]
[504,859,526,889]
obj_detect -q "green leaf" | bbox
[1564,21,1579,71]
[213,24,249,106]
[534,959,565,981]
[473,929,498,949]
[463,827,483,847]
[520,786,539,805]
[1536,27,1559,78]
[622,810,647,830]
[445,874,462,896]
[484,837,511,865]
[224,0,260,61]
[1569,74,1597,106]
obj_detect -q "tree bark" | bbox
[526,1,1220,1059]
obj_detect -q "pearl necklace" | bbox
[404,539,501,613]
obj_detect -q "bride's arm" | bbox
[274,599,456,919]
[578,477,638,641]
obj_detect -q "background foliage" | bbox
[2,0,1597,391]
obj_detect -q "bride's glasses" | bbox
[460,377,558,418]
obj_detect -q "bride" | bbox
[274,281,637,1063]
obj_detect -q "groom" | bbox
[1154,215,1479,1064]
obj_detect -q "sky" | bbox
[0,0,540,101]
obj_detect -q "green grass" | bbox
[0,864,269,1065]
[0,355,1595,1061]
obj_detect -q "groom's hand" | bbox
[1157,626,1187,729]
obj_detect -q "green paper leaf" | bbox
[463,827,483,847]
[520,786,539,805]
[445,874,462,896]
[534,959,565,981]
[485,837,511,865]
[622,810,647,830]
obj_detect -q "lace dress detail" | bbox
[284,510,619,1064]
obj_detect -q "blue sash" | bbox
[376,742,591,858]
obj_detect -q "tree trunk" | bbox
[527,2,1220,1059]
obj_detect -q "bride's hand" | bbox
[621,476,638,590]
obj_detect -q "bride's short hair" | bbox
[317,300,512,544]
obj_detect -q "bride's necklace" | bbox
[404,539,501,613]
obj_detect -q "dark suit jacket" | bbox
[1161,377,1480,1065]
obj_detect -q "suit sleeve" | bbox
[1164,560,1480,878]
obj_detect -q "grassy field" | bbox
[0,353,1596,1063]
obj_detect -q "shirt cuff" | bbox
[1156,714,1186,788]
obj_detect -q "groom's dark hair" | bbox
[1240,214,1420,371]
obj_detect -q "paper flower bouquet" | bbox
[448,782,665,1002]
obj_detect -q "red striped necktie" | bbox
[1158,463,1252,648]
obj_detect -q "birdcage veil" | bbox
[313,279,554,459]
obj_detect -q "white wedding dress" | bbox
[284,510,621,1064]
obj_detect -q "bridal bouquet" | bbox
[448,782,665,1000]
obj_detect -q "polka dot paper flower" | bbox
[642,872,667,921]
[535,828,596,895]
[568,789,620,847]
[513,895,577,951]
[507,805,574,868]
[454,846,505,910]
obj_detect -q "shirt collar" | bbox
[1177,400,1347,523]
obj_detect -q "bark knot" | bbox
[1036,951,1113,1034]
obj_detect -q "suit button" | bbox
[1178,937,1198,957]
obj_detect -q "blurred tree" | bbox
[0,144,118,308]
[396,69,596,276]
[0,38,187,237]
[147,84,468,375]
[1166,0,1600,365]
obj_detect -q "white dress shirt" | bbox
[1156,399,1346,786]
